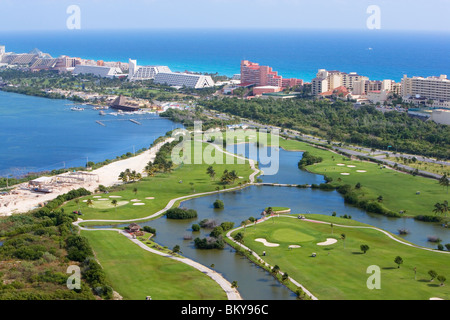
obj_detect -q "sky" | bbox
[0,0,449,32]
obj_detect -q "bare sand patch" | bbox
[317,238,338,246]
[255,238,280,247]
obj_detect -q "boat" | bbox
[70,106,84,111]
[99,111,106,116]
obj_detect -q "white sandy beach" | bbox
[0,138,173,216]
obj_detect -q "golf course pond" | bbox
[94,145,449,300]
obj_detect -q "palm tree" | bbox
[439,174,449,194]
[341,233,346,249]
[234,232,244,244]
[74,199,80,212]
[231,281,238,289]
[271,265,280,275]
[118,171,129,183]
[86,199,93,207]
[133,187,138,196]
[433,202,443,215]
[330,223,334,235]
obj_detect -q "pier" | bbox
[96,121,106,127]
[129,119,141,125]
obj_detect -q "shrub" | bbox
[165,208,198,219]
[143,226,156,234]
[213,199,224,209]
[191,224,200,232]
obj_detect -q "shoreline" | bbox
[0,138,173,216]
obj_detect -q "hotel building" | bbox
[401,75,450,102]
[240,60,302,88]
[153,72,215,88]
[128,59,172,81]
[73,65,126,78]
[312,69,368,95]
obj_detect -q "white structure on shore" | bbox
[431,109,450,125]
[154,72,215,88]
[73,65,125,78]
[128,59,172,81]
[311,69,368,95]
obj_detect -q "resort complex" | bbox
[0,23,449,307]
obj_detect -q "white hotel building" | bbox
[128,59,214,88]
[154,72,215,89]
[401,74,450,102]
[128,59,172,81]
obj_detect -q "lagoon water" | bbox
[0,91,181,177]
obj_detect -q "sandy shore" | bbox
[0,138,173,216]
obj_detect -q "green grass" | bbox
[82,230,227,300]
[260,134,448,218]
[266,207,290,213]
[231,215,450,300]
[64,141,253,221]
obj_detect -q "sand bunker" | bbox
[356,170,367,173]
[289,245,301,249]
[109,195,122,198]
[97,198,109,201]
[347,165,356,168]
[82,200,88,202]
[430,297,444,300]
[317,238,338,246]
[337,164,345,166]
[340,173,350,176]
[145,197,155,200]
[93,196,102,198]
[255,238,280,247]
[130,199,141,202]
[133,203,145,206]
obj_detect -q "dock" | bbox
[129,119,141,125]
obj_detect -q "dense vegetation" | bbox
[194,221,234,250]
[165,208,198,219]
[200,97,450,159]
[0,188,112,300]
[298,151,323,169]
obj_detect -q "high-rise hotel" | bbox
[401,74,450,102]
[240,60,303,88]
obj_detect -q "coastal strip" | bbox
[0,138,174,216]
